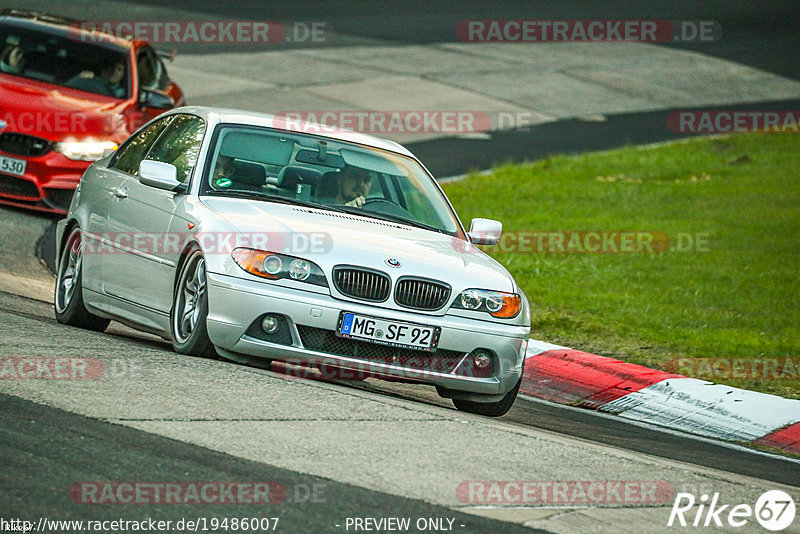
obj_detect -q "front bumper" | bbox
[206,272,529,397]
[0,149,87,212]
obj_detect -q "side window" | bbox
[137,47,169,91]
[111,117,173,175]
[154,55,171,90]
[144,114,206,184]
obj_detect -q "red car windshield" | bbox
[0,22,130,99]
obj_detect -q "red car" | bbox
[0,9,184,212]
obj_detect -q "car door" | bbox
[104,113,206,313]
[76,160,123,293]
[83,116,172,294]
[98,115,174,298]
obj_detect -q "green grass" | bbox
[442,133,800,398]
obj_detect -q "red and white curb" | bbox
[522,340,800,455]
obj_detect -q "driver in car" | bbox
[212,154,236,187]
[333,165,374,207]
[66,61,126,98]
[0,45,27,75]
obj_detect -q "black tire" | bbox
[54,226,110,332]
[452,376,521,417]
[170,247,216,358]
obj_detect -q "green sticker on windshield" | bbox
[215,177,232,188]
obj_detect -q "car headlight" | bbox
[55,140,118,161]
[232,248,327,287]
[451,288,522,318]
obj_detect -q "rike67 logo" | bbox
[668,490,796,531]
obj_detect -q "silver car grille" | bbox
[333,266,391,302]
[394,277,451,311]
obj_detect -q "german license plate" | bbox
[337,312,440,352]
[0,155,25,176]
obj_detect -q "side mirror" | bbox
[139,89,174,109]
[468,218,502,245]
[139,160,185,192]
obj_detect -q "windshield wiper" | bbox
[204,189,349,213]
[260,195,351,213]
[204,191,449,233]
[204,189,267,200]
[336,206,448,235]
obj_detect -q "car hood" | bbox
[201,197,516,293]
[0,75,130,142]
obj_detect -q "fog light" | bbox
[473,351,491,369]
[261,315,280,334]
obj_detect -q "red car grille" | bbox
[0,173,39,198]
[0,133,52,157]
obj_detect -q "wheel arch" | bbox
[57,218,80,259]
[172,241,204,296]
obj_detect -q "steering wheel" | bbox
[363,197,400,207]
[361,197,412,217]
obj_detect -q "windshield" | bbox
[201,125,464,237]
[0,21,130,99]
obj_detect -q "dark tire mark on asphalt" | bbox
[0,393,546,534]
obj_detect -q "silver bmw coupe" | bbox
[55,107,530,416]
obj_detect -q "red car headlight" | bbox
[55,140,118,161]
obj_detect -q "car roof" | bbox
[175,106,417,158]
[0,9,134,50]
